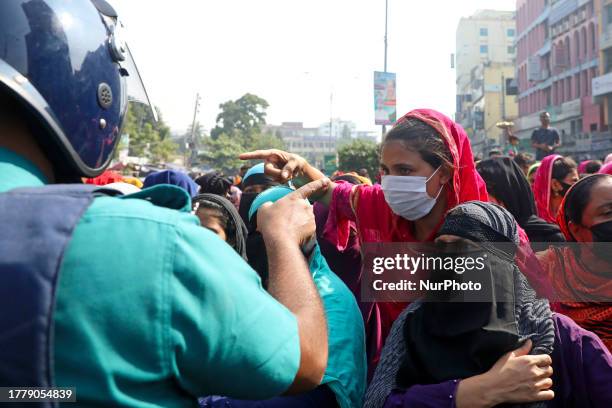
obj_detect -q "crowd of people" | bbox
[0,2,611,407]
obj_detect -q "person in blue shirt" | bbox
[0,1,329,406]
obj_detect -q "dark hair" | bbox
[332,174,362,185]
[563,174,611,227]
[551,157,577,182]
[195,172,231,196]
[584,160,602,174]
[514,152,534,168]
[476,157,537,224]
[196,200,237,248]
[383,118,452,169]
[488,149,502,157]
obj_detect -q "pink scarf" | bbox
[599,162,612,175]
[533,154,562,223]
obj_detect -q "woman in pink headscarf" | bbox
[241,109,490,376]
[532,154,579,224]
[600,161,612,175]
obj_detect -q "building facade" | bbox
[263,121,377,169]
[592,0,612,156]
[456,10,518,156]
[515,0,608,159]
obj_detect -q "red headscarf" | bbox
[323,109,489,373]
[350,109,488,244]
[84,170,124,186]
[538,175,612,351]
[532,154,562,223]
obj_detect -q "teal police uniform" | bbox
[0,147,300,407]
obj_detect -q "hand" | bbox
[479,340,554,406]
[256,178,331,245]
[239,149,308,183]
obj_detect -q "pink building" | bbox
[515,0,605,158]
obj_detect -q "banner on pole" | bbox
[374,71,397,125]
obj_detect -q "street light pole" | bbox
[382,0,388,137]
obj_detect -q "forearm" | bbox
[264,236,328,393]
[293,163,334,205]
[455,374,495,408]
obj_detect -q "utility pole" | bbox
[187,93,201,169]
[382,0,388,137]
[501,74,506,121]
[329,91,333,154]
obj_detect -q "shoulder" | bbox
[83,186,199,228]
[553,313,609,353]
[354,183,385,206]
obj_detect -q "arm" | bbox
[171,180,330,399]
[383,340,554,408]
[551,130,561,150]
[257,180,331,393]
[263,237,327,394]
[239,149,335,205]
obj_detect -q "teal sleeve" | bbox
[169,214,300,399]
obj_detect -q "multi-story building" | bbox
[456,10,518,155]
[592,0,612,157]
[463,62,520,154]
[263,121,377,169]
[515,0,606,159]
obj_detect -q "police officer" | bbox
[0,1,328,406]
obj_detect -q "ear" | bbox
[439,164,453,185]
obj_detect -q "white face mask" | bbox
[381,167,444,221]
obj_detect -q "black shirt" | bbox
[531,127,560,160]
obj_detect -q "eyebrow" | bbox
[391,163,414,171]
[596,202,612,212]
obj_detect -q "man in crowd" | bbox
[531,112,561,160]
[0,1,328,406]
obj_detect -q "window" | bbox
[606,4,612,26]
[507,28,516,37]
[508,46,515,54]
[480,45,488,53]
[480,27,488,36]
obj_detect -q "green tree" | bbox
[249,131,286,151]
[122,102,177,164]
[176,122,205,155]
[150,135,178,163]
[338,139,380,178]
[210,93,269,143]
[199,134,244,174]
